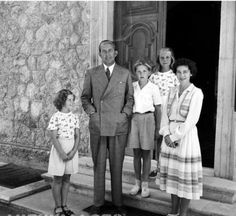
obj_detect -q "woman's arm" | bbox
[159,102,171,137]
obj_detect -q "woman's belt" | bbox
[169,119,185,123]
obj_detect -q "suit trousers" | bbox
[90,134,127,207]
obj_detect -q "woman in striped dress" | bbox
[159,58,203,216]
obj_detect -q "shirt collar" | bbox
[103,63,115,75]
[157,69,173,74]
[176,83,194,93]
[184,83,194,92]
[134,81,150,89]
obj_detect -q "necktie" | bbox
[106,68,110,81]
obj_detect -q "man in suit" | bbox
[81,40,134,216]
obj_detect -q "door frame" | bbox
[214,2,236,180]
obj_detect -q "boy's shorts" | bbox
[127,112,155,150]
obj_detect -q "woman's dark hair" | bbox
[173,58,198,77]
[53,89,75,111]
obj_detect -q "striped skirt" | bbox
[159,123,203,200]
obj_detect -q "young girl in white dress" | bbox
[149,48,179,178]
[47,89,80,216]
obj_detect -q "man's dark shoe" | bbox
[115,206,127,216]
[89,205,102,215]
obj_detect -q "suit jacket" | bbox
[81,63,134,136]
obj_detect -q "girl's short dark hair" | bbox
[53,89,75,111]
[133,58,154,73]
[173,58,198,77]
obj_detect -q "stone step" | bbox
[0,180,50,203]
[77,156,236,204]
[42,172,236,216]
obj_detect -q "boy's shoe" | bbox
[141,182,150,198]
[149,169,158,179]
[149,163,161,179]
[129,179,141,195]
[54,207,65,216]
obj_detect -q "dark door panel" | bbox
[114,1,166,80]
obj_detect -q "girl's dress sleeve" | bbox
[149,74,154,84]
[47,113,58,131]
[173,74,179,86]
[169,89,204,142]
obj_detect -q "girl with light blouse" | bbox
[47,89,80,216]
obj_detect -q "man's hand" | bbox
[89,111,95,117]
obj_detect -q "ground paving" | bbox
[0,161,162,216]
[0,160,163,216]
[12,189,91,216]
[12,189,162,216]
[2,159,236,216]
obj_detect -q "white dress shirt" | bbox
[103,63,115,76]
[132,81,162,113]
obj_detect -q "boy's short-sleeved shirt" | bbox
[47,111,80,139]
[149,70,179,98]
[133,81,162,113]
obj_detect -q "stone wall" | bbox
[0,1,90,169]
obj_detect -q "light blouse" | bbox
[132,81,162,113]
[47,111,80,139]
[159,84,203,142]
[149,70,179,104]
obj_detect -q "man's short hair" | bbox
[99,40,116,52]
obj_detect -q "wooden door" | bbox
[114,1,167,80]
[114,1,166,155]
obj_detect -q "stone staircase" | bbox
[42,156,236,216]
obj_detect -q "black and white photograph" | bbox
[0,1,235,216]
